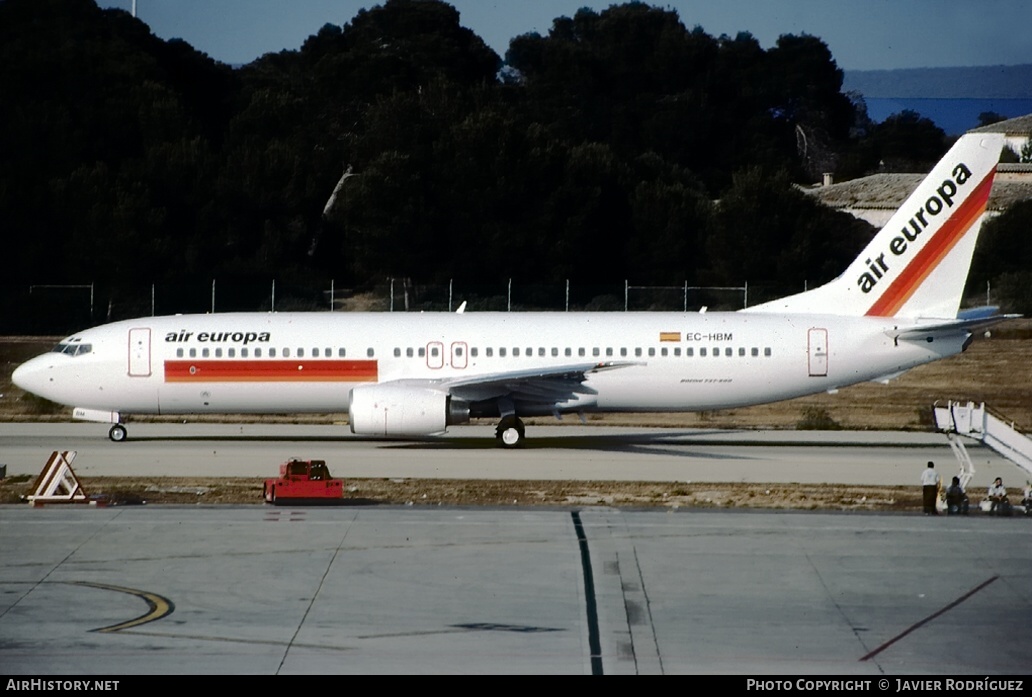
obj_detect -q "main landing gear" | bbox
[495,415,525,448]
[108,424,128,442]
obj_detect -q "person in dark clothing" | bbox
[945,476,969,515]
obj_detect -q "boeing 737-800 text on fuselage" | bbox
[13,134,1013,446]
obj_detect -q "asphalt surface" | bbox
[1,423,1030,676]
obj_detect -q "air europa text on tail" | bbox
[856,162,975,294]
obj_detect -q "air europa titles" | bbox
[856,162,974,294]
[164,330,271,345]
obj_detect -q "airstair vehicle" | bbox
[933,401,1032,513]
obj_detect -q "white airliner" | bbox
[13,133,1013,446]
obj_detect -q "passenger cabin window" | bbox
[338,348,346,357]
[367,348,375,357]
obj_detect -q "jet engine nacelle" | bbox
[348,384,469,436]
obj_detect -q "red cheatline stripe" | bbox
[865,170,994,317]
[164,360,378,383]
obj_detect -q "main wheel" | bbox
[496,416,525,448]
[108,424,128,442]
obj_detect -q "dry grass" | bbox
[0,475,921,512]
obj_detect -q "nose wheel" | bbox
[108,424,128,442]
[495,415,525,448]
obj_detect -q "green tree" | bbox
[970,200,1032,313]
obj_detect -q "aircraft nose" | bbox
[12,354,51,397]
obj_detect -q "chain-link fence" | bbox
[2,278,786,335]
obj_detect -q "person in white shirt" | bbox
[987,477,1008,515]
[920,461,940,515]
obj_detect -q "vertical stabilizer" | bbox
[749,133,1004,318]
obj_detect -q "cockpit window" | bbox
[51,342,92,356]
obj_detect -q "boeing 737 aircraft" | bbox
[13,133,1012,447]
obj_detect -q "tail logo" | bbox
[856,162,976,295]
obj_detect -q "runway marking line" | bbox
[858,574,999,661]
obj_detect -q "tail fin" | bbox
[749,133,1004,319]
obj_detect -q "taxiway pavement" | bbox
[1,423,1029,676]
[0,422,1026,485]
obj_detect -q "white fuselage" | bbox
[13,311,966,418]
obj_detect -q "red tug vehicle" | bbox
[263,458,344,505]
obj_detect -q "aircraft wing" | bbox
[433,361,638,406]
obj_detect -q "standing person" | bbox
[921,461,941,515]
[987,477,1009,515]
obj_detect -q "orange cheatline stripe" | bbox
[865,170,994,317]
[164,360,378,383]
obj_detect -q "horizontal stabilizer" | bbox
[885,312,1020,342]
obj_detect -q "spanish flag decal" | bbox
[659,332,681,342]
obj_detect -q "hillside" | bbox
[843,64,1032,98]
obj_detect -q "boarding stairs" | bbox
[933,401,1032,511]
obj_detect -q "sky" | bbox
[95,0,1031,71]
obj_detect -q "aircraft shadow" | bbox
[126,429,759,460]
